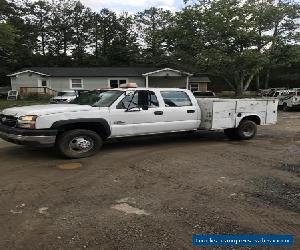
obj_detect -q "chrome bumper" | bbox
[0,124,57,146]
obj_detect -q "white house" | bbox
[8,67,211,95]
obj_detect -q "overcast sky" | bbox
[80,0,186,12]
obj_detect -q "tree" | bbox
[257,0,300,88]
[1,0,300,90]
[136,7,173,66]
[166,5,206,71]
[181,0,300,95]
[27,0,52,56]
[0,22,16,84]
[106,12,141,66]
[91,9,119,65]
[48,0,74,60]
[71,1,93,64]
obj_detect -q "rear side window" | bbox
[161,91,192,107]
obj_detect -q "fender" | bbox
[51,118,111,138]
[236,113,262,126]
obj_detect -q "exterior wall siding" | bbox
[49,76,146,91]
[11,73,39,91]
[11,74,146,92]
[10,70,199,93]
[148,76,187,88]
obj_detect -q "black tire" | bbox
[237,120,257,140]
[282,103,290,112]
[56,129,103,158]
[224,128,240,140]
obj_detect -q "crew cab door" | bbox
[158,90,200,131]
[109,90,165,137]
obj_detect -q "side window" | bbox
[116,91,159,109]
[117,93,138,109]
[161,91,192,107]
[148,91,159,107]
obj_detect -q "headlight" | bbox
[17,115,38,129]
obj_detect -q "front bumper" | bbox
[0,124,57,146]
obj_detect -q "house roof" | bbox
[189,76,211,83]
[142,68,192,76]
[8,67,164,77]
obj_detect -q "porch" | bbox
[143,68,192,89]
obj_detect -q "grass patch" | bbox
[0,98,50,110]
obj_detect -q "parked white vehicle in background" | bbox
[50,90,77,104]
[272,89,296,106]
[0,88,278,158]
[259,88,287,97]
[281,88,300,111]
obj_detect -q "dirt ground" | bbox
[0,111,299,250]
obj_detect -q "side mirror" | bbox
[138,91,149,110]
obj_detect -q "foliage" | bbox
[0,0,300,94]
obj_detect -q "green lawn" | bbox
[0,99,49,110]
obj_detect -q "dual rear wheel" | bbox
[224,120,257,140]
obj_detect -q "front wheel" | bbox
[56,129,103,158]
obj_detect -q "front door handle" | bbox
[187,110,195,113]
[154,111,163,115]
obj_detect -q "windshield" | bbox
[71,90,123,107]
[58,92,75,96]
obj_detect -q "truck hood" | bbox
[2,104,92,117]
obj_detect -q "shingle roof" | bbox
[19,67,161,77]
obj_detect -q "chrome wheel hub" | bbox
[242,125,254,137]
[69,137,94,152]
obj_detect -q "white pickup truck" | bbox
[0,88,278,158]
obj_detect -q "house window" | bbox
[189,83,199,92]
[109,79,127,88]
[41,80,47,87]
[70,79,83,89]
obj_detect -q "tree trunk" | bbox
[243,72,256,92]
[63,32,67,56]
[41,31,45,56]
[256,73,260,91]
[223,76,235,91]
[265,69,270,89]
[236,85,243,96]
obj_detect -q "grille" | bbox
[0,115,18,127]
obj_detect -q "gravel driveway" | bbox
[0,112,299,249]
